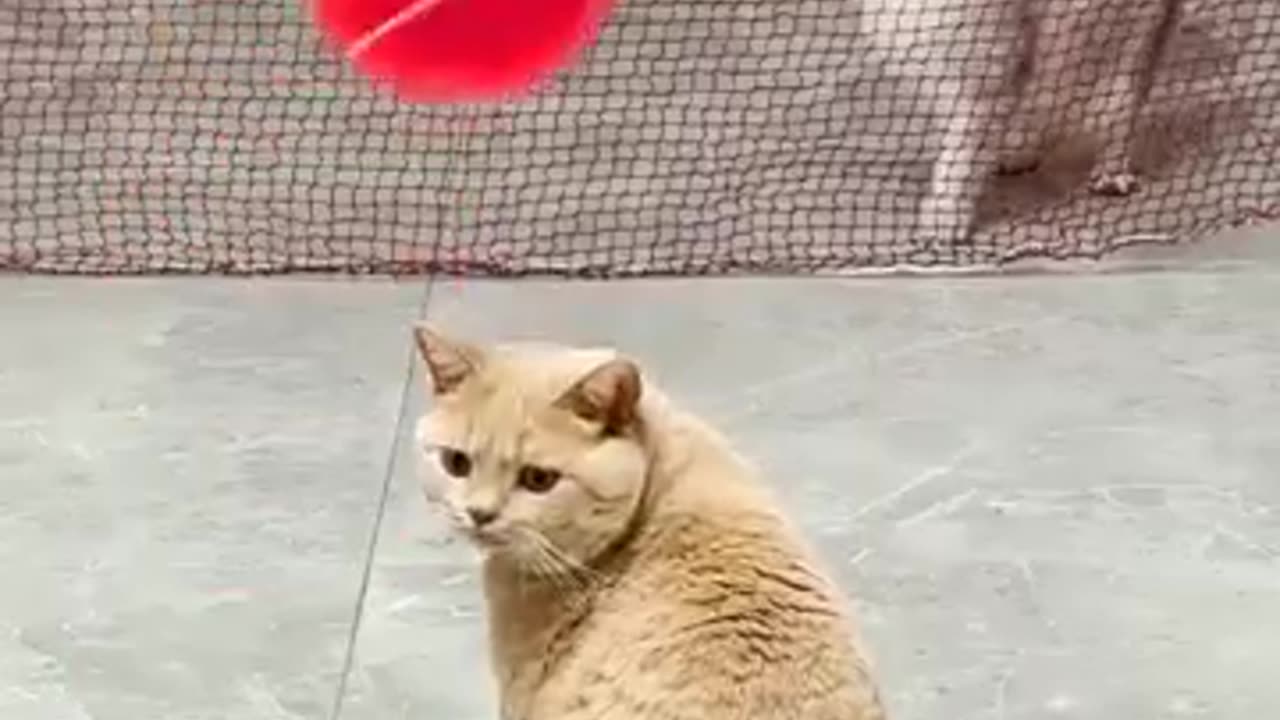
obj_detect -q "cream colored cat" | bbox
[412,326,886,720]
[860,0,1182,242]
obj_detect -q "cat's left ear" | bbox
[412,324,484,396]
[554,357,643,435]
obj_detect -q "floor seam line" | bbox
[328,277,435,720]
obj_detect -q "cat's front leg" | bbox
[917,81,1005,244]
[1085,71,1145,197]
[995,71,1051,176]
[1086,0,1182,197]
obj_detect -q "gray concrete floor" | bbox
[2,253,1278,719]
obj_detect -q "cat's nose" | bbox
[466,506,499,527]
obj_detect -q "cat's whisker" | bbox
[520,545,556,593]
[526,527,595,575]
[527,543,579,600]
[522,532,575,585]
[518,528,598,595]
[534,531,599,587]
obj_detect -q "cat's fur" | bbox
[860,0,1182,242]
[412,326,886,720]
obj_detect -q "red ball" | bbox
[313,0,616,103]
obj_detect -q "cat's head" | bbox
[412,325,649,575]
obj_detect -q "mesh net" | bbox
[1,0,1277,276]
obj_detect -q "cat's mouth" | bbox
[459,525,509,550]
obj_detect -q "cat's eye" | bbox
[516,465,561,494]
[438,448,472,478]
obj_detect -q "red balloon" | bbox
[313,0,615,103]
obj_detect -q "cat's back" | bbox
[528,511,885,720]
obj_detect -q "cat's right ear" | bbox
[413,324,483,396]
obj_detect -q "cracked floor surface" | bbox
[2,237,1278,719]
